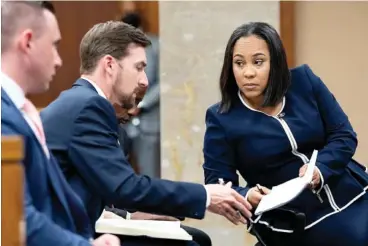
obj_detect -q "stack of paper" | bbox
[254,150,318,216]
[95,211,192,241]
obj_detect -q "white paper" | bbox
[97,209,181,229]
[254,150,318,215]
[97,218,181,230]
[95,210,191,241]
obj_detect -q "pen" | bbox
[256,184,265,195]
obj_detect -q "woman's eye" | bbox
[254,60,263,66]
[234,61,244,66]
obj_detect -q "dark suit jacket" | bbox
[107,126,185,221]
[1,90,92,246]
[41,78,207,226]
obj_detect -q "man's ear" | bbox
[18,29,33,54]
[103,55,115,76]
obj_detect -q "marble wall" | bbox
[159,2,280,245]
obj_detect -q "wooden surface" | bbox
[2,136,24,246]
[29,1,123,108]
[29,1,159,108]
[280,1,295,68]
[119,1,159,35]
[29,1,292,106]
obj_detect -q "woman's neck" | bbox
[241,93,283,117]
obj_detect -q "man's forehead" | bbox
[43,9,61,36]
[124,43,147,63]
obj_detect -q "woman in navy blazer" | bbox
[203,22,368,246]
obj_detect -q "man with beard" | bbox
[106,91,212,246]
[41,21,252,246]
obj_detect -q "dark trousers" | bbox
[254,193,368,246]
[181,225,211,246]
[118,236,195,246]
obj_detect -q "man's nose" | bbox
[139,71,149,87]
[55,52,63,70]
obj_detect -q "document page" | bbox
[95,210,192,241]
[255,150,318,215]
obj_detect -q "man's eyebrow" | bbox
[54,39,61,46]
[135,61,147,67]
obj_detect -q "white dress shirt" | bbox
[1,71,50,158]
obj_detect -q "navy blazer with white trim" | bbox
[203,64,368,231]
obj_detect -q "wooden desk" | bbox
[2,136,24,246]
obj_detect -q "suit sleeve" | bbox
[1,124,91,246]
[67,96,206,219]
[305,64,358,183]
[203,107,250,197]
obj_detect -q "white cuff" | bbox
[126,211,131,220]
[204,185,211,208]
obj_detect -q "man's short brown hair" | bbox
[79,21,151,74]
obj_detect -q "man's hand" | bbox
[205,182,252,225]
[131,211,179,221]
[92,234,120,246]
[299,165,321,189]
[247,185,271,208]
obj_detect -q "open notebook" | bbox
[95,210,192,241]
[255,150,318,216]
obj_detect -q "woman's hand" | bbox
[247,184,271,208]
[299,165,322,189]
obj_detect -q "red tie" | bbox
[22,98,49,157]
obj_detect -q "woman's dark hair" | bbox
[219,22,290,113]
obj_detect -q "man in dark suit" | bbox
[41,21,252,245]
[1,2,119,245]
[105,93,212,246]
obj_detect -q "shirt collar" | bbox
[1,71,26,110]
[81,77,107,99]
